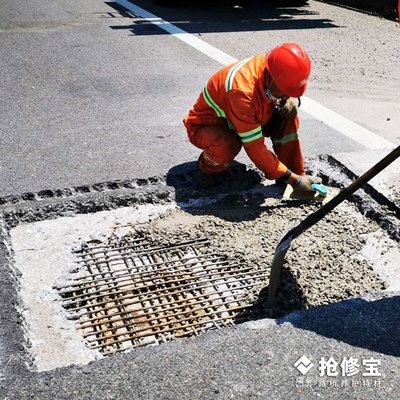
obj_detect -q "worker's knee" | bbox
[213,130,242,157]
[189,125,242,162]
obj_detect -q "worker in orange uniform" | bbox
[183,42,321,194]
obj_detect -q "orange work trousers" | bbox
[185,113,305,176]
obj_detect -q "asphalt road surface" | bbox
[1,1,399,399]
[1,0,399,196]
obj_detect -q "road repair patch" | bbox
[5,174,399,372]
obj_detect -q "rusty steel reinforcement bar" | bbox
[60,261,232,303]
[57,232,272,358]
[267,144,400,305]
[83,302,250,341]
[79,289,249,331]
[74,237,206,257]
[61,261,249,305]
[74,279,261,322]
[98,317,239,355]
[75,239,210,266]
[63,269,268,313]
[58,254,228,293]
[60,238,269,355]
[92,313,249,353]
[72,237,148,254]
[65,251,224,283]
[57,232,272,354]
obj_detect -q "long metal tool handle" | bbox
[268,144,400,305]
[283,144,400,244]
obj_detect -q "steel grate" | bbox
[58,234,269,355]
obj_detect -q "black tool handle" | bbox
[284,144,400,243]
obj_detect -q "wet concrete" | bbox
[128,198,393,317]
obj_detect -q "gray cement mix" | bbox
[136,199,397,313]
[9,191,399,372]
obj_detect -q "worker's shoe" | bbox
[195,168,218,188]
[195,154,223,188]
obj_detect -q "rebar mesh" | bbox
[58,234,269,355]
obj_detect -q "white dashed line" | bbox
[116,0,395,151]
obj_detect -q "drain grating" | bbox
[58,235,269,355]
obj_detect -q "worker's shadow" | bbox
[238,278,400,357]
[282,294,400,357]
[166,161,301,222]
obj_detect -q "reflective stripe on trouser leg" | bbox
[199,152,231,174]
[203,152,231,167]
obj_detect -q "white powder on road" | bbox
[11,204,174,372]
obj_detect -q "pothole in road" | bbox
[9,195,400,372]
[58,235,265,356]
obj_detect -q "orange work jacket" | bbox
[184,54,290,180]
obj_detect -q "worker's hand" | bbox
[277,97,299,119]
[292,175,322,196]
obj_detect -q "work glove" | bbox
[277,97,299,119]
[292,175,322,196]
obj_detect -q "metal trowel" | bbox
[283,182,341,204]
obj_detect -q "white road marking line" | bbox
[116,0,395,150]
[300,97,394,150]
[116,0,237,65]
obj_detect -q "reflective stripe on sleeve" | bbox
[272,132,299,147]
[238,126,263,143]
[225,57,253,92]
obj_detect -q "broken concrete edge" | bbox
[1,269,396,394]
[310,156,400,242]
[0,168,271,383]
[0,162,259,209]
[0,158,398,386]
[0,218,35,388]
[2,155,397,240]
[327,155,400,215]
[0,156,399,230]
[315,0,399,20]
[2,291,399,400]
[0,174,169,208]
[0,179,190,383]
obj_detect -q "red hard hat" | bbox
[265,43,311,98]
